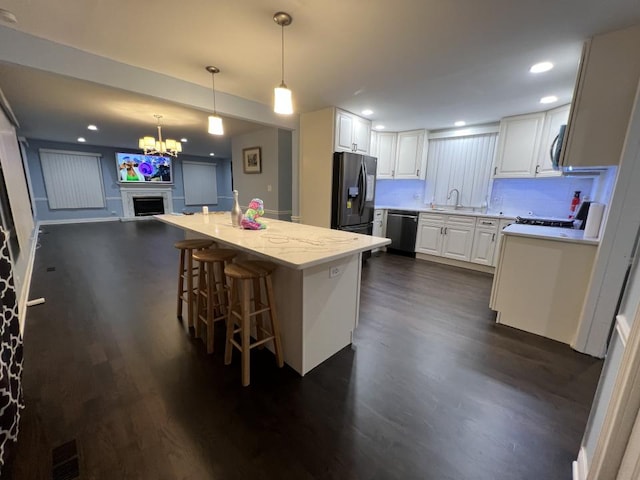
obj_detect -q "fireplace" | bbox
[133,196,164,216]
[120,186,173,220]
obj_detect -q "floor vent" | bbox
[46,267,56,272]
[52,440,79,480]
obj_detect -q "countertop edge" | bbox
[503,225,599,246]
[375,206,515,219]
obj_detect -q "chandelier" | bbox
[138,115,182,157]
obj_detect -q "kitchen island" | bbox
[490,224,598,345]
[155,213,391,375]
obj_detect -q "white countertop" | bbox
[502,224,599,245]
[375,205,514,219]
[155,213,391,270]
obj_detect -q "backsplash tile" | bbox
[375,179,425,208]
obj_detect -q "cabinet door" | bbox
[537,104,570,177]
[493,113,545,178]
[335,110,354,152]
[369,130,378,158]
[471,228,497,265]
[376,132,397,178]
[395,130,425,179]
[442,224,474,261]
[416,222,443,255]
[353,116,371,154]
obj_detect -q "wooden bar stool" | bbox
[192,248,238,353]
[174,239,215,330]
[224,260,284,386]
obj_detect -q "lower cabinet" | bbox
[470,218,499,266]
[416,215,445,256]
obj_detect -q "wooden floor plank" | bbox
[9,221,602,479]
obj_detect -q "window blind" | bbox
[182,161,218,205]
[39,150,105,209]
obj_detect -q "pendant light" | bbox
[205,66,224,135]
[273,11,293,115]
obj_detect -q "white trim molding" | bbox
[38,217,120,226]
[573,447,588,480]
[18,224,40,336]
[428,124,500,140]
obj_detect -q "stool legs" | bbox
[186,249,195,329]
[176,248,186,319]
[241,279,252,386]
[224,278,236,366]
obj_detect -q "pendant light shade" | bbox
[208,115,224,135]
[273,12,293,115]
[274,85,293,114]
[205,66,224,136]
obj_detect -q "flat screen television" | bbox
[116,153,173,183]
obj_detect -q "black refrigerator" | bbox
[331,152,377,236]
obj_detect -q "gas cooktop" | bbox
[515,217,575,228]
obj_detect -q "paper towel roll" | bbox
[584,202,605,238]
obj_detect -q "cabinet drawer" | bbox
[419,213,445,224]
[445,215,476,226]
[476,218,498,229]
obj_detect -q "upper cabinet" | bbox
[493,112,545,178]
[561,24,640,167]
[537,104,570,177]
[335,109,371,155]
[375,129,426,180]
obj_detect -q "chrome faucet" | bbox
[447,188,463,209]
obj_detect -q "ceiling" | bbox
[0,0,639,152]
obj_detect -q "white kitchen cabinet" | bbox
[395,130,426,179]
[537,104,570,177]
[470,218,499,266]
[441,216,475,261]
[372,209,387,252]
[493,112,545,178]
[416,214,445,256]
[493,218,515,267]
[415,213,474,261]
[373,132,397,178]
[561,24,640,167]
[335,109,371,155]
[369,130,378,158]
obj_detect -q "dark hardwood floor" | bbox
[10,221,602,479]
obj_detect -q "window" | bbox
[39,150,105,209]
[182,161,218,205]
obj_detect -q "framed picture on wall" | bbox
[242,147,262,174]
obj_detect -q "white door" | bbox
[335,111,354,152]
[376,132,396,178]
[537,104,570,177]
[442,224,474,261]
[416,222,443,256]
[494,113,544,178]
[353,116,371,154]
[395,130,425,178]
[471,228,497,265]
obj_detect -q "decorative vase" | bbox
[231,190,242,227]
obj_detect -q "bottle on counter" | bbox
[231,190,243,227]
[569,190,581,219]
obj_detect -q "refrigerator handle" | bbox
[359,160,367,217]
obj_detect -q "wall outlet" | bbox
[329,266,342,278]
[267,185,272,192]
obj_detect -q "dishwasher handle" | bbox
[388,213,418,222]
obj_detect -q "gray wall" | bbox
[231,127,292,220]
[25,139,233,222]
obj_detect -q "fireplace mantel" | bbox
[120,185,173,220]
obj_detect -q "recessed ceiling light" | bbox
[361,109,373,116]
[180,138,188,142]
[0,9,17,24]
[374,125,385,130]
[530,62,554,73]
[540,95,558,104]
[77,137,86,143]
[87,124,98,131]
[209,152,215,156]
[454,121,466,127]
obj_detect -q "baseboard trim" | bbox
[573,447,588,480]
[19,223,41,336]
[38,217,121,225]
[415,252,495,274]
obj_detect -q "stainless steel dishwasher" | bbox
[386,210,419,256]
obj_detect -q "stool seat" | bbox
[174,239,215,250]
[224,260,283,386]
[193,248,237,263]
